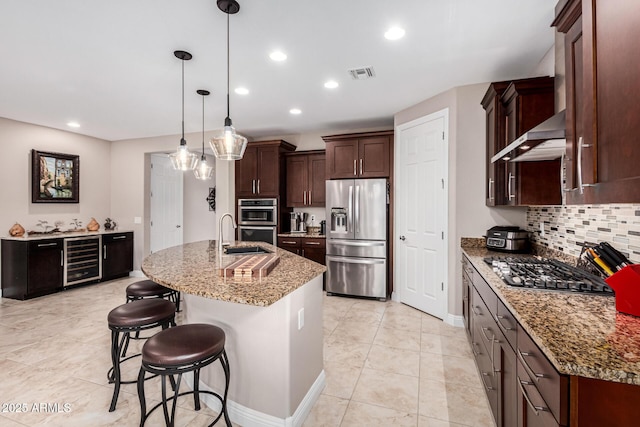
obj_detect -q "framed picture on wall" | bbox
[31,150,79,203]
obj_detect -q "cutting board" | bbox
[219,254,280,281]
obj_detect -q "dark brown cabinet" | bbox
[102,232,134,281]
[482,78,561,206]
[235,140,295,199]
[285,150,326,207]
[322,130,392,179]
[554,0,640,204]
[277,236,326,265]
[1,238,63,300]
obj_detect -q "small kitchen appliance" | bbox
[485,226,530,253]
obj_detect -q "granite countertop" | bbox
[462,245,640,385]
[142,240,326,307]
[277,232,326,238]
[2,229,133,241]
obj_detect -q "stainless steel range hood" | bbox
[491,110,566,163]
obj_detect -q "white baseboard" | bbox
[445,313,464,328]
[184,369,326,427]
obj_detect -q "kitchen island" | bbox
[142,240,326,427]
[462,243,640,426]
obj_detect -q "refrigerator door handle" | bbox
[329,239,385,247]
[327,255,385,265]
[348,185,353,233]
[355,185,360,234]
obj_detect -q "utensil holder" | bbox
[605,265,640,317]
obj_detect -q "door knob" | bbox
[176,225,182,228]
[399,235,406,241]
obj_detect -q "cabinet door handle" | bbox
[359,158,363,175]
[472,341,481,356]
[472,305,482,316]
[517,350,546,381]
[113,235,126,240]
[480,371,495,391]
[303,190,307,205]
[577,136,595,194]
[282,241,297,244]
[61,250,64,266]
[488,178,494,201]
[495,314,514,331]
[518,377,549,416]
[252,179,256,194]
[480,326,495,343]
[305,242,321,246]
[38,242,58,247]
[257,179,260,194]
[104,245,107,260]
[302,249,305,257]
[508,172,516,200]
[309,190,312,205]
[353,159,357,176]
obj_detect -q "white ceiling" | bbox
[0,0,557,142]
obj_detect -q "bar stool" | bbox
[126,279,181,312]
[137,323,231,427]
[107,298,176,412]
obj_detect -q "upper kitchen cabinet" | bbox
[235,140,296,199]
[285,150,326,207]
[554,0,640,204]
[482,77,561,206]
[322,130,393,179]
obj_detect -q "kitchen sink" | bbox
[223,246,272,255]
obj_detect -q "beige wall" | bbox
[394,84,527,318]
[0,117,111,236]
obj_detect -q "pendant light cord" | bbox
[181,57,186,145]
[201,92,206,157]
[225,10,231,125]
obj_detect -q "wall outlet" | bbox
[310,215,315,223]
[134,217,142,224]
[298,308,305,330]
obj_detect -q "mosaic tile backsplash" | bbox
[526,204,640,264]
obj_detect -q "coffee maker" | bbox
[290,212,308,232]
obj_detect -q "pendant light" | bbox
[209,0,248,161]
[169,50,199,171]
[194,89,215,180]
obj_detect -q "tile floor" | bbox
[0,277,494,426]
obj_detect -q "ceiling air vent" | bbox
[348,66,375,80]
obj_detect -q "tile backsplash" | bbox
[526,204,640,264]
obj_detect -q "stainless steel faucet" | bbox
[218,213,237,252]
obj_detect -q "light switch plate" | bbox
[298,308,305,330]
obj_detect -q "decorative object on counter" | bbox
[104,218,117,230]
[8,222,25,237]
[169,50,198,172]
[86,217,100,231]
[31,150,79,203]
[70,218,82,229]
[605,265,640,317]
[219,254,280,281]
[307,226,320,235]
[37,220,54,233]
[207,187,216,211]
[193,89,214,180]
[209,0,248,161]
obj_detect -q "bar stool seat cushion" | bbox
[143,324,225,366]
[108,299,176,328]
[126,279,172,297]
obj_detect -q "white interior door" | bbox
[150,154,183,253]
[395,110,448,319]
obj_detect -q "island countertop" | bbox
[141,240,326,307]
[462,246,640,385]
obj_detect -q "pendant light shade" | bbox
[194,89,215,180]
[170,50,198,171]
[209,0,248,161]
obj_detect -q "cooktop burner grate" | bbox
[483,256,614,295]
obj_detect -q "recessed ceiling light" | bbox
[324,80,339,89]
[269,50,287,62]
[67,122,80,128]
[235,87,249,95]
[384,26,406,40]
[520,145,530,150]
[502,156,511,161]
[289,108,301,115]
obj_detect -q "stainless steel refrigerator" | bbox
[325,178,388,300]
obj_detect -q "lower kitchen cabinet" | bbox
[1,238,63,300]
[277,236,326,265]
[102,232,134,280]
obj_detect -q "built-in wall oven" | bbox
[237,198,277,245]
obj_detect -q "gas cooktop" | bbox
[483,256,614,295]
